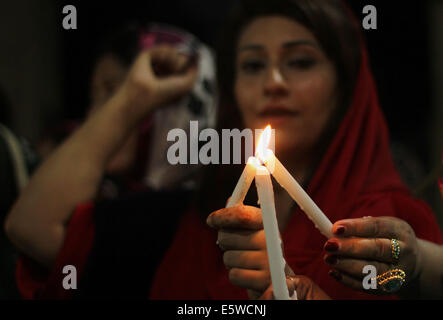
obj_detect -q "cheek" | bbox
[294,72,336,108]
[234,79,259,123]
[286,69,338,149]
[292,70,337,122]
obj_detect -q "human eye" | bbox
[239,59,266,74]
[287,57,316,70]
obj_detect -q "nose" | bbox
[263,67,289,97]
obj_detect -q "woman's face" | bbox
[90,54,127,109]
[235,16,339,155]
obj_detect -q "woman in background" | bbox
[36,24,216,199]
[5,26,202,298]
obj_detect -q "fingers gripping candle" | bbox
[255,165,293,300]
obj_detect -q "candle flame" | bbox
[247,156,261,167]
[255,125,272,161]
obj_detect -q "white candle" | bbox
[226,157,260,208]
[260,149,333,239]
[255,165,292,300]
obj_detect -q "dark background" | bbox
[58,0,431,158]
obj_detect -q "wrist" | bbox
[117,80,156,125]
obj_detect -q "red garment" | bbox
[16,202,95,299]
[148,43,443,299]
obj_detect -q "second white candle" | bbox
[255,165,291,300]
[263,150,333,239]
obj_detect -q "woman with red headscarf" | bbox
[155,0,443,300]
[5,0,442,300]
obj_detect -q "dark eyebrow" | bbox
[238,40,319,53]
[282,40,319,49]
[237,44,265,52]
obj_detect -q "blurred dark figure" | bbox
[0,87,39,299]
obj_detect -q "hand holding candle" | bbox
[211,125,332,300]
[223,129,293,299]
[207,205,296,300]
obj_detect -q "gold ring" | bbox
[376,269,406,293]
[286,276,296,291]
[391,239,400,264]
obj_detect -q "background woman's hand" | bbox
[324,216,422,295]
[120,45,198,120]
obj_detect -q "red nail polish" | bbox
[329,270,342,281]
[324,241,339,252]
[334,226,345,235]
[325,255,338,265]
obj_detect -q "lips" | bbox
[259,105,299,117]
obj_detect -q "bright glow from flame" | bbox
[247,156,261,167]
[255,125,272,161]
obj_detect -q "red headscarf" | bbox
[149,16,443,300]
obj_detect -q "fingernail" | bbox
[324,240,339,252]
[334,226,345,235]
[328,269,342,281]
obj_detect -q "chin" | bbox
[275,141,297,156]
